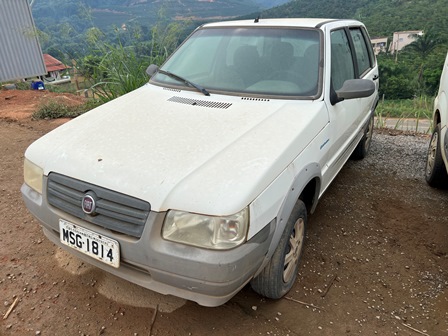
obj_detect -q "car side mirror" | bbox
[336,79,375,100]
[146,64,159,77]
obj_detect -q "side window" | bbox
[330,29,355,91]
[349,28,372,76]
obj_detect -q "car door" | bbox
[322,25,378,189]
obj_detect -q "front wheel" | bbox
[425,123,448,188]
[351,113,374,160]
[250,200,307,299]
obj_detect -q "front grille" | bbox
[47,173,151,238]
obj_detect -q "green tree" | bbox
[377,54,415,99]
[404,29,442,95]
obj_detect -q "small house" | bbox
[388,30,423,54]
[371,37,388,55]
[43,54,70,81]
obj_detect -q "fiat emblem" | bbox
[82,194,96,215]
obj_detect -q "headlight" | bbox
[162,208,249,250]
[24,158,44,194]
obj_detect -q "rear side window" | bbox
[349,28,373,76]
[330,29,355,91]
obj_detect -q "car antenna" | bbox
[254,15,260,23]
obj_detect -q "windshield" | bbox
[150,27,322,98]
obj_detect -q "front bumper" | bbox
[21,180,274,307]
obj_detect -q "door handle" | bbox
[373,74,379,81]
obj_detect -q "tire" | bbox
[425,123,448,188]
[250,200,307,299]
[351,113,374,160]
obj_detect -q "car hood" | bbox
[26,84,329,214]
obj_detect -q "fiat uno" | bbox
[22,18,379,306]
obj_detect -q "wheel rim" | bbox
[426,131,438,176]
[364,116,374,151]
[283,218,305,283]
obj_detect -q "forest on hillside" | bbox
[30,0,448,100]
[258,0,448,40]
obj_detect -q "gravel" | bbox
[356,131,430,180]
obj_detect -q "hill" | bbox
[32,0,288,31]
[32,0,448,47]
[32,0,448,51]
[256,0,448,39]
[31,0,447,100]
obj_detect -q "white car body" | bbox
[434,54,448,168]
[426,52,448,187]
[22,18,379,306]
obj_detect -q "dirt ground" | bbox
[0,89,86,121]
[1,90,447,336]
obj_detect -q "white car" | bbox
[22,18,379,306]
[426,52,448,187]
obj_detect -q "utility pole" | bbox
[395,33,399,63]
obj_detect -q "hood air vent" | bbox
[168,96,232,109]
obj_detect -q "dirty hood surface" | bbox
[26,84,329,214]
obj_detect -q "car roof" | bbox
[201,18,362,29]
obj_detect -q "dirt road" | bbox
[1,91,447,336]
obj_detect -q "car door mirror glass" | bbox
[336,79,375,100]
[146,64,159,77]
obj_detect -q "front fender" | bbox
[252,162,321,276]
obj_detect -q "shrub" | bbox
[33,99,102,120]
[89,43,150,103]
[380,76,415,99]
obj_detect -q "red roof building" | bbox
[42,54,70,82]
[43,54,68,72]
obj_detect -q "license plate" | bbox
[59,219,120,268]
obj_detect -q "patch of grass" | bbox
[14,81,32,90]
[45,82,77,94]
[12,80,82,94]
[33,99,102,120]
[376,96,433,119]
[375,96,434,133]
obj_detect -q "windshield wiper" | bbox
[157,69,210,96]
